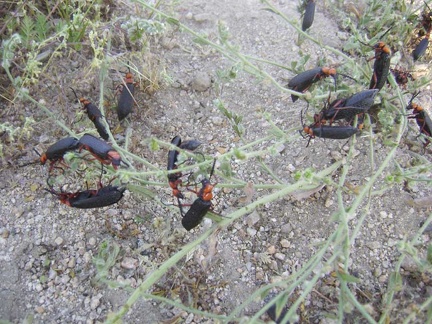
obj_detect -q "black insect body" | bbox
[93,118,109,141]
[302,0,315,31]
[182,179,214,231]
[168,136,184,200]
[40,137,80,167]
[321,89,378,123]
[167,136,202,219]
[267,303,289,324]
[117,72,135,121]
[47,185,125,208]
[167,136,202,200]
[179,140,202,151]
[78,134,122,169]
[413,31,430,61]
[369,42,391,91]
[413,3,432,61]
[288,67,337,102]
[406,93,432,147]
[303,125,359,140]
[181,160,216,231]
[71,88,110,140]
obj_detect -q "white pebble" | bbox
[88,237,96,246]
[246,228,257,237]
[54,237,64,246]
[121,257,138,270]
[274,253,286,261]
[90,296,100,310]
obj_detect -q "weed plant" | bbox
[1,0,432,322]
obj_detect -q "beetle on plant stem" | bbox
[78,133,123,169]
[301,0,315,31]
[369,41,391,91]
[181,159,217,231]
[167,136,202,213]
[413,28,431,61]
[70,88,110,140]
[303,124,359,141]
[413,2,432,61]
[117,68,136,121]
[20,137,80,171]
[301,108,359,147]
[319,89,378,124]
[406,91,432,147]
[46,184,126,209]
[287,67,337,102]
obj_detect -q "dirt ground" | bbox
[1,0,432,323]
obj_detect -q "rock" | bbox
[83,252,92,264]
[246,211,260,227]
[211,116,223,126]
[35,306,45,314]
[280,239,290,248]
[267,245,276,254]
[60,274,70,284]
[88,237,96,246]
[191,72,212,92]
[68,257,76,268]
[246,228,257,236]
[274,253,285,261]
[280,223,292,233]
[54,237,64,246]
[121,257,138,270]
[366,241,380,250]
[24,260,34,271]
[90,296,100,310]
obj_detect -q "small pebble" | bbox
[90,296,100,310]
[35,306,45,314]
[83,252,92,264]
[88,237,96,246]
[191,72,212,92]
[68,257,76,268]
[246,211,260,227]
[274,253,286,261]
[54,237,64,246]
[211,116,223,126]
[121,257,138,270]
[366,241,380,250]
[61,275,70,284]
[280,239,290,248]
[246,228,257,236]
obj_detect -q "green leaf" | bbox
[150,138,160,151]
[20,15,35,46]
[388,271,403,292]
[338,271,361,283]
[35,13,49,42]
[166,17,179,26]
[233,148,246,160]
[427,245,432,265]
